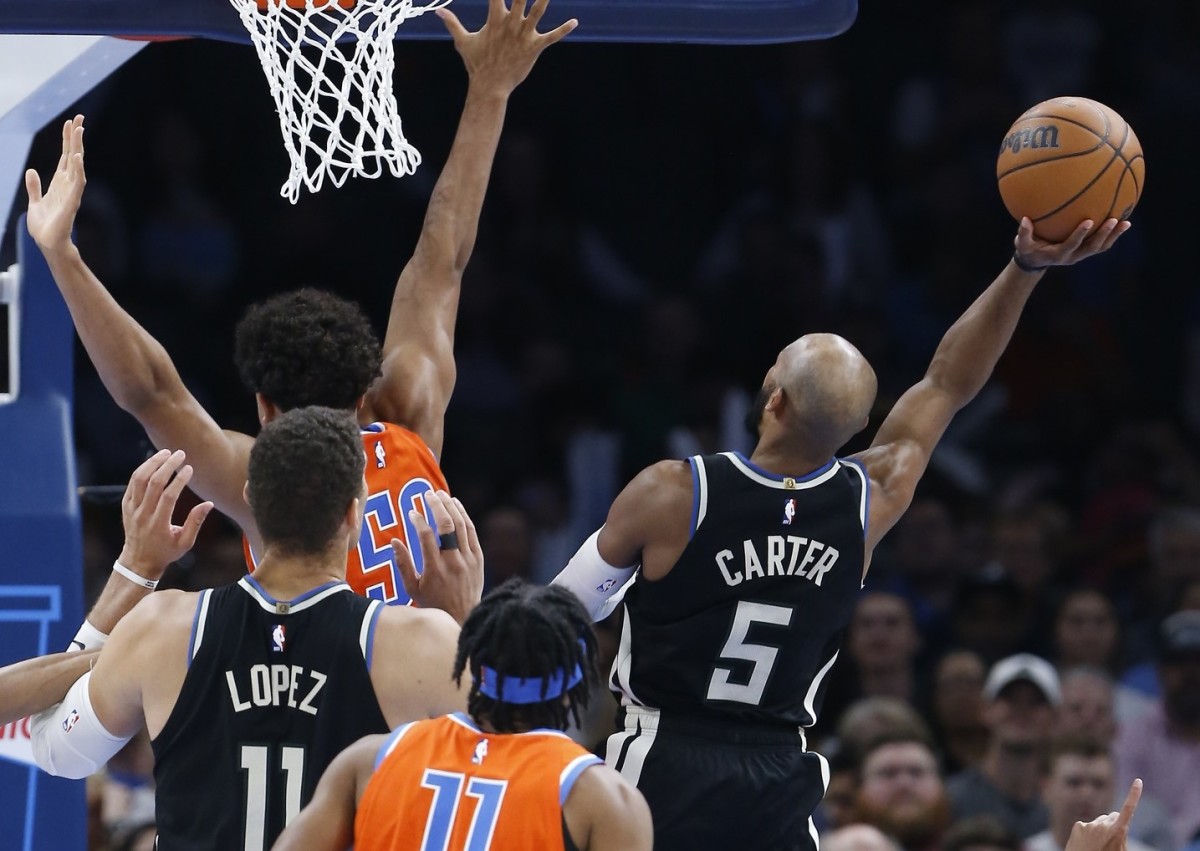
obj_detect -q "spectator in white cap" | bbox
[1116,611,1200,851]
[946,653,1061,838]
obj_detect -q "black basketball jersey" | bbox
[612,451,868,728]
[151,577,389,851]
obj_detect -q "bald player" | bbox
[551,217,1130,851]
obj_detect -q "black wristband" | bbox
[1012,252,1048,273]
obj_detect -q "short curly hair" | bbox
[234,288,382,412]
[247,406,365,556]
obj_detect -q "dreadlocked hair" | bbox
[453,579,599,734]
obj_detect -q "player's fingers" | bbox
[426,491,456,543]
[1116,778,1142,830]
[486,0,506,24]
[142,450,187,511]
[126,449,172,512]
[539,17,578,45]
[1062,219,1094,254]
[58,120,71,171]
[435,8,469,42]
[392,537,422,599]
[176,501,214,552]
[24,170,43,204]
[1097,219,1130,253]
[155,463,195,522]
[526,0,549,25]
[451,497,482,560]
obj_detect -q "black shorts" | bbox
[605,706,827,851]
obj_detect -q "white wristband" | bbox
[68,619,109,653]
[112,559,159,590]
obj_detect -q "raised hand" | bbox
[1014,215,1131,271]
[438,0,578,98]
[25,115,88,255]
[1064,779,1142,851]
[117,450,214,580]
[393,491,484,624]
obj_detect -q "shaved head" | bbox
[754,334,877,456]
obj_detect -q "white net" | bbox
[229,0,450,203]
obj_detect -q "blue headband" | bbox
[476,639,587,705]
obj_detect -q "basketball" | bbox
[996,97,1144,242]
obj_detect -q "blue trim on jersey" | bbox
[733,452,835,483]
[242,574,346,605]
[361,422,385,434]
[364,602,384,672]
[451,712,481,732]
[687,456,701,540]
[185,591,206,670]
[559,756,602,805]
[374,722,416,770]
[842,457,872,541]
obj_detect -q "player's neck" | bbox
[250,551,347,599]
[749,435,833,478]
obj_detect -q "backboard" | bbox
[0,0,857,44]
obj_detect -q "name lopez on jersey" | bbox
[225,664,328,715]
[715,535,838,587]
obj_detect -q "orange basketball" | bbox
[996,97,1144,242]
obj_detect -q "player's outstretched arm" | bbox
[850,217,1129,555]
[364,0,577,455]
[271,735,382,851]
[26,116,257,537]
[564,763,654,851]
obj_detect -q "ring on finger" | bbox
[438,531,460,551]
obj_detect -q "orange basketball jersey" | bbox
[355,714,602,851]
[244,421,448,604]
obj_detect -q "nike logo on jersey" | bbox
[225,664,328,716]
[715,535,839,587]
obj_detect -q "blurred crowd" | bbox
[8,0,1200,849]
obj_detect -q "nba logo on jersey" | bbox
[62,709,80,733]
[374,441,387,469]
[271,624,286,652]
[472,739,488,765]
[783,498,797,525]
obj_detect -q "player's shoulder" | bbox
[624,459,693,503]
[563,761,652,838]
[373,604,458,649]
[125,588,201,627]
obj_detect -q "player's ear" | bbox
[766,386,786,413]
[255,393,279,426]
[243,481,251,508]
[355,395,366,414]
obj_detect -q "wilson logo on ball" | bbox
[1001,125,1060,155]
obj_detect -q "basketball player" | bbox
[31,407,485,850]
[0,449,210,724]
[24,0,576,603]
[273,580,651,851]
[551,217,1131,850]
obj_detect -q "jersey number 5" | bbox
[420,769,508,851]
[706,601,794,706]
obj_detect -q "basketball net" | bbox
[229,0,450,203]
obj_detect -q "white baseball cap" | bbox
[983,653,1062,706]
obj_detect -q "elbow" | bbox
[30,707,89,779]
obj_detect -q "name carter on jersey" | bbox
[225,664,328,715]
[715,535,839,587]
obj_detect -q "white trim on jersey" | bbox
[722,452,842,490]
[803,649,840,722]
[694,454,709,530]
[840,459,869,531]
[607,707,660,787]
[610,606,643,707]
[190,589,213,661]
[808,751,832,851]
[359,599,383,660]
[237,577,351,614]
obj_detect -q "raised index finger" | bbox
[1115,778,1142,831]
[124,449,172,510]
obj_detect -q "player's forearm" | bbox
[405,87,509,281]
[0,651,96,725]
[42,246,185,415]
[925,259,1042,407]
